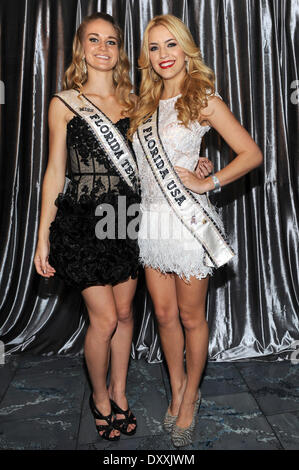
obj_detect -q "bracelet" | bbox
[211,175,221,191]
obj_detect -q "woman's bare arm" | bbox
[175,96,263,194]
[34,97,68,276]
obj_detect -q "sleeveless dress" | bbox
[48,113,141,291]
[132,93,229,281]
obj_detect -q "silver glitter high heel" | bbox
[171,390,201,447]
[163,407,178,432]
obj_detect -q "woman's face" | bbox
[148,24,187,83]
[82,19,119,72]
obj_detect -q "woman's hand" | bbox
[34,96,68,279]
[195,157,214,179]
[34,240,56,277]
[174,166,210,194]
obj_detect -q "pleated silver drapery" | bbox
[0,0,298,362]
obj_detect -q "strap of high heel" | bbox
[89,394,120,441]
[110,399,130,417]
[110,399,136,431]
[95,421,114,438]
[89,394,113,422]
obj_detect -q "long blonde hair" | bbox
[128,14,215,139]
[63,12,135,114]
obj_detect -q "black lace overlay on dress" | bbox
[64,115,139,201]
[48,116,141,291]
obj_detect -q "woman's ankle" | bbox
[180,388,200,404]
[170,373,187,395]
[92,390,110,405]
[108,386,127,402]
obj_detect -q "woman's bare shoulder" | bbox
[48,95,71,126]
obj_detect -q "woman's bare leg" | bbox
[108,277,138,433]
[81,285,120,438]
[175,274,210,428]
[145,267,187,416]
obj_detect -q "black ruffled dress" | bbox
[48,115,141,291]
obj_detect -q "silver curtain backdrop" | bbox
[0,0,298,362]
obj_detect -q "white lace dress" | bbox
[132,93,227,281]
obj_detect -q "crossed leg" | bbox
[109,277,138,433]
[81,276,137,438]
[145,267,209,428]
[175,274,209,428]
[145,269,186,417]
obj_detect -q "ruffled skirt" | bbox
[48,192,141,291]
[138,196,227,282]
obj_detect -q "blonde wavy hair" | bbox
[63,12,135,114]
[128,14,215,139]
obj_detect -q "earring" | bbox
[149,66,159,82]
[81,57,87,75]
[185,58,190,74]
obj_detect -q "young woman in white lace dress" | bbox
[129,14,263,446]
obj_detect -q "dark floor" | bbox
[0,353,298,450]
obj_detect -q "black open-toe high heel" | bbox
[110,399,137,436]
[89,394,120,441]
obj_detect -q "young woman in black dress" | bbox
[34,11,213,441]
[34,13,140,441]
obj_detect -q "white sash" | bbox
[137,108,235,268]
[54,89,139,192]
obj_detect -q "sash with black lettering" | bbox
[54,89,139,192]
[137,108,235,268]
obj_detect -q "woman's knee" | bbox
[88,310,118,339]
[154,304,179,327]
[179,304,208,330]
[116,305,133,323]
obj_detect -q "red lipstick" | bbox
[159,60,175,69]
